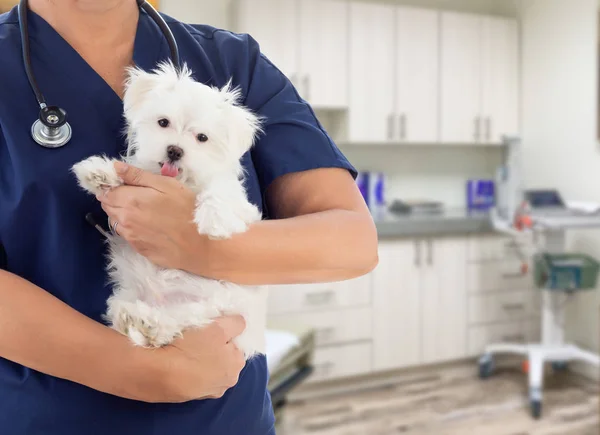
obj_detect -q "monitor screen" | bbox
[525,190,565,208]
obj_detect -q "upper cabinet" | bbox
[299,0,349,109]
[441,12,519,144]
[395,7,440,143]
[234,0,299,81]
[234,0,348,109]
[348,4,439,144]
[234,0,520,146]
[348,2,396,143]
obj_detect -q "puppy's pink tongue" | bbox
[161,162,179,178]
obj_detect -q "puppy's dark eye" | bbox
[158,118,170,128]
[197,133,208,143]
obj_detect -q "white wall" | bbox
[520,0,600,378]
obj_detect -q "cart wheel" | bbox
[531,400,542,419]
[551,361,568,372]
[478,354,495,379]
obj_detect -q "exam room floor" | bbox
[283,363,599,435]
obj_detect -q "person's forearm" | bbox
[189,209,378,286]
[0,271,169,402]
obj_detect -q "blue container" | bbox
[356,172,386,211]
[467,179,495,211]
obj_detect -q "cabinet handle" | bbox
[305,290,335,306]
[474,117,481,142]
[427,240,433,266]
[485,117,491,142]
[415,241,421,268]
[501,334,525,342]
[314,362,334,376]
[502,272,525,279]
[399,114,407,140]
[502,303,525,311]
[387,114,395,141]
[316,327,336,342]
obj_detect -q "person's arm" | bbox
[0,270,246,402]
[186,167,378,285]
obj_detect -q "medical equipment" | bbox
[17,0,180,149]
[479,136,600,420]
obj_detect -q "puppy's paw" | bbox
[239,201,262,225]
[71,156,123,196]
[108,300,181,348]
[194,199,249,240]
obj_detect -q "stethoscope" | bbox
[18,0,181,149]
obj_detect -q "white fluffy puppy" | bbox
[72,62,264,358]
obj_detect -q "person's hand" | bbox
[160,316,247,402]
[97,161,201,270]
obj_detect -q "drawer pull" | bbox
[314,362,334,376]
[501,334,525,342]
[502,272,525,279]
[305,291,335,306]
[502,303,525,311]
[316,327,336,342]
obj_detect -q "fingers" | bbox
[214,315,247,343]
[114,161,170,191]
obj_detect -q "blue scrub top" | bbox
[0,6,356,435]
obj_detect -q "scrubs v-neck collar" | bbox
[25,7,170,135]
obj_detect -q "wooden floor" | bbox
[281,363,599,435]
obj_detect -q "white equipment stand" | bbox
[478,137,600,419]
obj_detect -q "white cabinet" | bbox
[420,238,468,364]
[395,7,440,143]
[372,241,421,371]
[234,0,298,80]
[348,2,396,143]
[299,0,349,108]
[234,0,348,109]
[373,238,468,371]
[440,12,482,144]
[441,12,519,144]
[349,4,439,143]
[481,16,519,143]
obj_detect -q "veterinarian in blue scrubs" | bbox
[0,1,378,434]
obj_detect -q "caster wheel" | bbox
[552,361,568,372]
[531,400,542,419]
[478,355,495,379]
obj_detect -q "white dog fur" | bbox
[71,62,265,358]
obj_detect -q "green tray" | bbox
[534,253,600,291]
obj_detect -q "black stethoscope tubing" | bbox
[17,0,181,149]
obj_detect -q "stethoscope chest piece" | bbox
[31,106,72,148]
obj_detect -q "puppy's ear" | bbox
[123,67,158,117]
[220,82,264,158]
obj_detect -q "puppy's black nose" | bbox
[167,145,184,161]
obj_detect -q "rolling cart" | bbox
[478,137,600,419]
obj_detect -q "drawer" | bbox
[468,290,540,325]
[267,274,371,315]
[268,308,372,347]
[307,342,372,383]
[467,320,540,356]
[467,260,532,293]
[468,235,511,262]
[468,235,527,263]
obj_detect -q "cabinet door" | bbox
[372,241,421,371]
[421,238,468,364]
[481,17,519,144]
[299,0,348,108]
[348,2,396,143]
[440,12,482,144]
[235,0,299,83]
[396,7,439,143]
